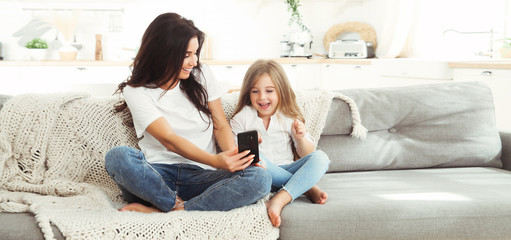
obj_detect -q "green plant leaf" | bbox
[284,0,310,32]
[25,38,48,49]
[503,37,511,49]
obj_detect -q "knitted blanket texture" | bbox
[0,90,363,240]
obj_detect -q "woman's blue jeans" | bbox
[261,150,330,200]
[104,146,271,212]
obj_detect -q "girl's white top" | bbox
[123,64,226,170]
[230,106,314,166]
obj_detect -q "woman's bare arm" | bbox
[209,98,236,151]
[145,116,253,172]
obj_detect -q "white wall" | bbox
[0,0,386,61]
[0,0,509,61]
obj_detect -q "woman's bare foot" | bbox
[172,196,185,211]
[266,190,292,227]
[305,185,328,205]
[119,196,185,213]
[119,203,161,213]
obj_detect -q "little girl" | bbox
[230,59,330,227]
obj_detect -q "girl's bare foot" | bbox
[305,185,328,205]
[266,201,281,228]
[266,190,292,227]
[119,196,185,213]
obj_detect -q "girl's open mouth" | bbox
[259,102,270,110]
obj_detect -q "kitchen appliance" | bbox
[328,39,374,59]
[280,31,313,58]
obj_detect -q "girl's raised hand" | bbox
[215,147,254,172]
[292,119,306,140]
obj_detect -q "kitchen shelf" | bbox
[22,7,124,13]
[0,60,132,66]
[0,58,373,66]
[448,61,511,69]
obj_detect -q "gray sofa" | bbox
[1,81,511,240]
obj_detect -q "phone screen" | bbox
[237,130,259,164]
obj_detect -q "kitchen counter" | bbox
[448,60,511,69]
[2,58,510,68]
[0,58,372,66]
[0,60,133,66]
[3,58,511,73]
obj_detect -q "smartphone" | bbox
[237,130,259,164]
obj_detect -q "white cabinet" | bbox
[375,76,451,88]
[320,60,452,91]
[371,59,453,88]
[452,68,511,81]
[208,63,321,91]
[320,63,376,89]
[453,68,511,131]
[208,64,250,91]
[3,65,131,97]
[320,60,453,90]
[0,66,21,95]
[281,63,322,90]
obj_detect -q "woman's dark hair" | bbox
[115,12,211,124]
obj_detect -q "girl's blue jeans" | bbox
[104,146,271,212]
[261,150,330,200]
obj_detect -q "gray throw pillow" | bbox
[319,81,501,172]
[0,94,12,112]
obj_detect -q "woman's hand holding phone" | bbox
[215,147,254,172]
[237,130,260,164]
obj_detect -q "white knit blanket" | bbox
[0,91,364,240]
[222,91,366,143]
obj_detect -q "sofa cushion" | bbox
[280,167,511,240]
[318,81,502,172]
[0,213,64,240]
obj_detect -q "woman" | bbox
[105,12,271,213]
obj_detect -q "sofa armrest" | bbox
[501,131,511,171]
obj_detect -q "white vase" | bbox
[28,49,47,61]
[59,44,77,61]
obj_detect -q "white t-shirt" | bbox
[123,64,226,170]
[230,106,314,166]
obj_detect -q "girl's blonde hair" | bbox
[233,59,304,123]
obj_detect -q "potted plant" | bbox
[284,0,313,57]
[500,37,511,58]
[25,38,48,61]
[285,0,310,32]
